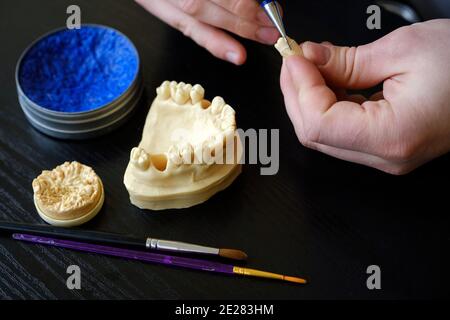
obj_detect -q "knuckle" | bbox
[342,46,360,87]
[299,139,315,149]
[385,139,421,163]
[303,127,318,145]
[175,19,193,38]
[232,18,249,36]
[300,123,321,148]
[293,124,317,149]
[179,0,201,15]
[297,134,313,149]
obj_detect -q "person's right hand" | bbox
[135,0,280,65]
[280,19,450,175]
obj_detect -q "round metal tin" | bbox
[15,25,143,140]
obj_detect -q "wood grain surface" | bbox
[0,0,449,299]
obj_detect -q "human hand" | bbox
[280,19,450,175]
[135,0,280,65]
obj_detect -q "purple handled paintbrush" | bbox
[13,233,306,285]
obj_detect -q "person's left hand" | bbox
[135,0,279,65]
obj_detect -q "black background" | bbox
[0,0,449,299]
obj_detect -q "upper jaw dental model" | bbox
[124,81,242,210]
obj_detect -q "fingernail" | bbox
[311,42,331,66]
[225,51,240,65]
[256,27,279,44]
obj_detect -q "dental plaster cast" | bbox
[124,81,242,210]
[275,37,303,57]
[32,161,104,227]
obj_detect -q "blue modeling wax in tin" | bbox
[19,25,139,113]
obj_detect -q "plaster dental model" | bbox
[275,36,303,57]
[32,161,104,227]
[124,81,242,210]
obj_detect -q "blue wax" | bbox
[19,26,139,113]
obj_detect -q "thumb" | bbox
[301,37,402,89]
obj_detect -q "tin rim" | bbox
[21,84,141,135]
[18,72,142,125]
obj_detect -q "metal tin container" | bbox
[15,25,143,140]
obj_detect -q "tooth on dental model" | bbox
[275,36,303,57]
[156,81,171,99]
[123,81,242,210]
[131,147,151,170]
[211,97,225,115]
[190,84,205,104]
[32,161,104,227]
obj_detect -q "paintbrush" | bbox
[13,233,306,285]
[0,220,247,261]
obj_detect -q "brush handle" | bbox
[13,234,235,275]
[0,221,143,248]
[146,238,219,255]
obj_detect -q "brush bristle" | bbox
[284,276,307,284]
[218,248,248,261]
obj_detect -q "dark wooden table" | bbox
[1,0,449,299]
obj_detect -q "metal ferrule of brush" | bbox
[261,0,288,40]
[146,238,219,255]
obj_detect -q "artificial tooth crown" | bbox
[123,81,242,210]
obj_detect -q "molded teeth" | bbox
[220,105,236,130]
[221,105,235,118]
[130,147,150,170]
[168,145,182,166]
[221,119,236,131]
[211,97,225,114]
[202,137,220,164]
[168,143,194,165]
[176,82,191,105]
[190,84,205,104]
[159,81,209,106]
[169,82,193,105]
[207,135,223,157]
[156,81,171,99]
[192,136,224,165]
[223,128,237,144]
[179,143,194,164]
[170,81,178,99]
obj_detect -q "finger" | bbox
[280,61,306,141]
[211,0,274,26]
[170,0,279,44]
[301,33,406,89]
[136,0,247,64]
[312,143,392,171]
[283,55,395,155]
[281,61,407,174]
[309,142,415,175]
